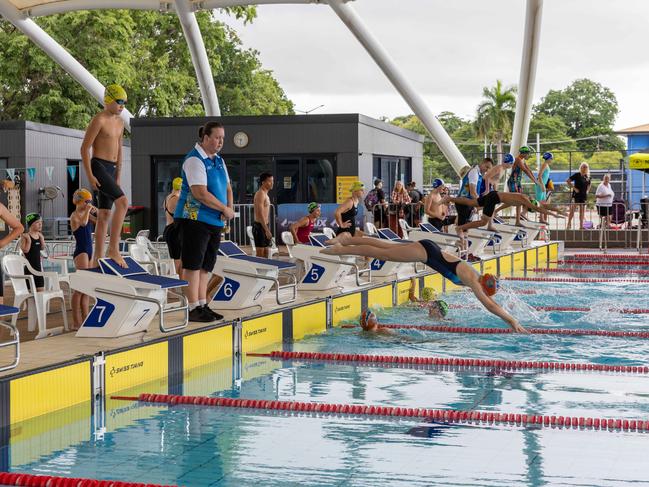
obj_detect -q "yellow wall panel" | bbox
[368,285,393,308]
[396,280,415,305]
[513,251,525,273]
[10,361,91,424]
[483,258,497,276]
[105,342,168,396]
[183,358,233,397]
[332,292,361,326]
[242,313,283,354]
[293,302,327,340]
[499,255,512,276]
[538,245,548,267]
[549,243,559,268]
[423,273,444,293]
[526,249,537,270]
[183,326,232,371]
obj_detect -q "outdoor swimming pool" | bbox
[5,264,649,486]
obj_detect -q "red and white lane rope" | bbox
[341,323,649,338]
[501,276,649,283]
[569,253,649,261]
[248,350,649,374]
[112,394,649,433]
[0,472,177,487]
[533,267,649,275]
[554,260,649,266]
[448,303,649,315]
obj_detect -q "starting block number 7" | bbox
[83,299,116,328]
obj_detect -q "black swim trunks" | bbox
[163,222,182,260]
[455,203,474,226]
[252,221,272,248]
[477,191,501,217]
[91,157,125,210]
[430,215,456,231]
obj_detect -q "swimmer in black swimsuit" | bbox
[323,233,527,333]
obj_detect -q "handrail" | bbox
[0,319,19,372]
[94,287,189,333]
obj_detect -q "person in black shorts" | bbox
[445,191,564,234]
[566,162,591,230]
[252,172,274,257]
[20,213,45,291]
[322,233,526,332]
[163,177,183,276]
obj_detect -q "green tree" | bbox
[475,80,516,162]
[0,7,293,129]
[533,79,623,153]
[528,113,577,151]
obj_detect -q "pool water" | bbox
[6,271,649,486]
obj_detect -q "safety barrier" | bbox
[248,350,649,374]
[533,267,649,275]
[113,394,649,433]
[341,323,649,338]
[448,303,649,314]
[0,472,177,487]
[501,276,649,283]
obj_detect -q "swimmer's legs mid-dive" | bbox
[322,237,427,263]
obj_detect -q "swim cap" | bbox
[2,179,14,190]
[420,287,437,302]
[479,273,499,297]
[431,300,449,317]
[73,188,93,205]
[104,84,127,104]
[26,212,41,227]
[503,153,515,164]
[350,181,365,192]
[360,309,377,331]
[308,202,320,213]
[432,178,445,189]
[542,152,553,161]
[172,177,183,191]
[519,146,533,155]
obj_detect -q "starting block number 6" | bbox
[213,277,241,302]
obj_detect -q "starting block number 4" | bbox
[83,299,116,328]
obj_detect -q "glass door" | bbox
[242,159,272,204]
[274,158,301,204]
[152,156,184,236]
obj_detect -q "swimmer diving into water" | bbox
[325,234,527,333]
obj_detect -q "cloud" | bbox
[217,0,649,129]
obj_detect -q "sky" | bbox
[218,0,648,131]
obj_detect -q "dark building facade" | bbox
[130,114,424,236]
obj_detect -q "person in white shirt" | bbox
[595,173,615,229]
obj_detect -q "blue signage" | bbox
[302,263,325,284]
[212,277,241,302]
[83,298,115,328]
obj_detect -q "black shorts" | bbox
[572,192,587,204]
[163,222,182,260]
[336,225,356,236]
[597,206,611,217]
[455,204,474,226]
[91,157,125,210]
[477,191,501,217]
[430,216,455,231]
[24,267,44,290]
[252,221,272,248]
[178,219,222,272]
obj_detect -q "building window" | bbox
[372,156,412,193]
[306,157,335,203]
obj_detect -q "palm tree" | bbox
[476,80,517,162]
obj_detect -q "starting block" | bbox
[70,257,188,338]
[211,241,297,309]
[291,234,371,291]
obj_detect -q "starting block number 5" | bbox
[83,299,116,328]
[302,263,325,284]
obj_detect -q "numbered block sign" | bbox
[212,277,241,302]
[370,259,385,270]
[302,264,325,284]
[83,299,116,328]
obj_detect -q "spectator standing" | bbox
[390,181,411,237]
[364,178,387,228]
[407,181,423,226]
[595,173,615,229]
[252,172,274,258]
[566,162,591,230]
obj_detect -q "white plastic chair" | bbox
[322,227,336,240]
[364,222,378,236]
[246,225,278,258]
[398,219,414,240]
[281,231,295,258]
[2,254,68,339]
[131,239,176,276]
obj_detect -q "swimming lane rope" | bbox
[247,350,649,374]
[340,323,649,339]
[533,267,649,275]
[501,276,649,283]
[448,303,649,314]
[554,260,649,266]
[0,472,177,487]
[111,394,649,433]
[569,253,649,261]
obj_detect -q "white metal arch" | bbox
[0,0,551,177]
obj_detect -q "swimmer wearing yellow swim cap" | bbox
[335,181,366,237]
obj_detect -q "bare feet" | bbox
[108,250,128,268]
[325,232,352,246]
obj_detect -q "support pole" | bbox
[510,0,543,153]
[175,0,221,116]
[326,0,470,177]
[0,2,133,130]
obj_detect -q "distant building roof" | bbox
[615,123,649,135]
